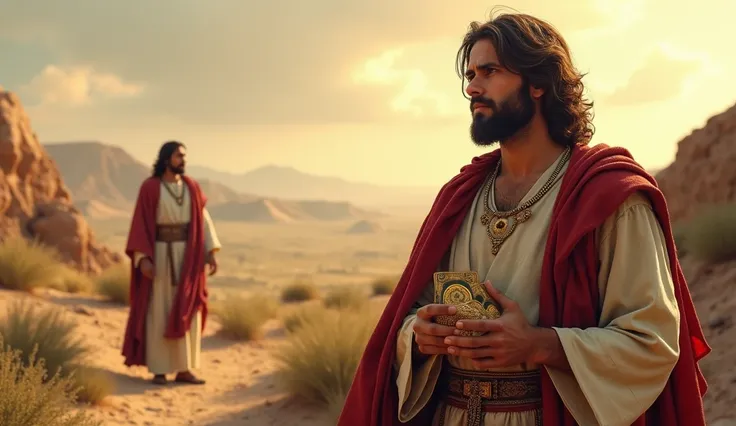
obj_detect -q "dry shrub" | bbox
[95,263,130,305]
[683,203,736,263]
[370,276,398,296]
[274,305,380,412]
[0,300,90,377]
[57,267,94,294]
[0,335,100,426]
[0,237,63,292]
[282,303,334,333]
[216,295,279,340]
[69,365,116,405]
[280,278,319,303]
[324,286,365,310]
[0,300,115,406]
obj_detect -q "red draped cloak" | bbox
[121,175,210,367]
[337,144,710,425]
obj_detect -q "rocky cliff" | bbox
[656,102,736,423]
[0,88,120,273]
[657,102,736,223]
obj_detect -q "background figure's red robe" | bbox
[121,175,209,367]
[337,144,711,426]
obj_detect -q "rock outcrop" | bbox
[656,101,736,422]
[0,89,121,273]
[656,102,736,223]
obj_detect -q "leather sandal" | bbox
[175,371,205,385]
[152,374,168,385]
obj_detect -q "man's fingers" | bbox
[443,335,495,349]
[483,281,519,311]
[416,304,457,320]
[417,345,449,355]
[414,334,448,347]
[413,320,456,337]
[446,346,496,359]
[455,319,504,333]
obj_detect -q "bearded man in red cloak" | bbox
[338,12,710,426]
[122,140,222,385]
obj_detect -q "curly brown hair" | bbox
[455,12,595,147]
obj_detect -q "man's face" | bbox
[168,146,186,175]
[463,39,536,146]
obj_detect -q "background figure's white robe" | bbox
[134,180,221,375]
[394,152,681,426]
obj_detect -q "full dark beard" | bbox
[470,86,535,146]
[168,164,185,175]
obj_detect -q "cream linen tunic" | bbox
[394,152,680,426]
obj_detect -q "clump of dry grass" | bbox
[0,237,64,292]
[323,286,365,310]
[682,203,736,263]
[274,305,380,411]
[95,263,130,305]
[0,335,100,426]
[282,303,335,333]
[280,278,319,303]
[69,365,116,405]
[216,295,279,340]
[370,276,398,296]
[0,300,90,378]
[0,300,116,407]
[56,267,94,294]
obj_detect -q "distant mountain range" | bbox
[43,141,385,222]
[186,164,438,209]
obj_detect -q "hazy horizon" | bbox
[2,0,734,186]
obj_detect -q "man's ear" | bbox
[529,85,545,100]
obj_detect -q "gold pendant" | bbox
[481,209,532,254]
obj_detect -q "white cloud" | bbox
[20,65,143,106]
[351,49,462,118]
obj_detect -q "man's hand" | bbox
[443,281,543,369]
[205,251,218,276]
[412,304,458,356]
[139,257,155,280]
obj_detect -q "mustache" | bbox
[470,96,496,112]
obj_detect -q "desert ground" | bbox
[0,216,421,426]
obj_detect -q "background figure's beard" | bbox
[168,164,185,175]
[469,86,535,146]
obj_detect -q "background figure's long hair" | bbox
[455,11,595,147]
[152,140,185,177]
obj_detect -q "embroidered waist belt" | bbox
[155,224,189,286]
[156,224,189,242]
[439,366,542,426]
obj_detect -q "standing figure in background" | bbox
[122,140,221,385]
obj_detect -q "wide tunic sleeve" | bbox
[202,207,222,254]
[394,280,445,422]
[546,192,681,426]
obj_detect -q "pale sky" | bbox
[1,0,734,186]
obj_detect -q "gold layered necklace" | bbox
[163,180,185,206]
[480,148,571,255]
